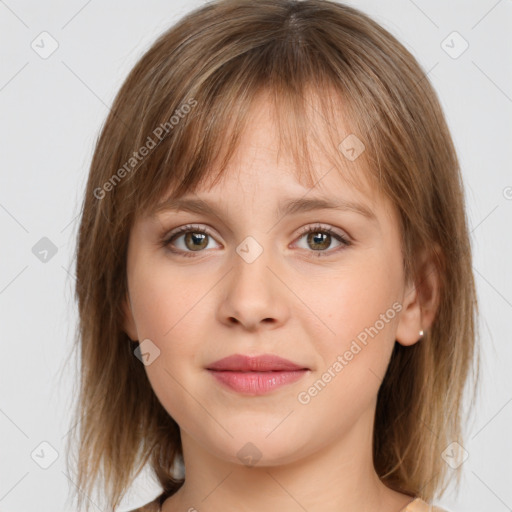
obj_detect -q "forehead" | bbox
[149,102,388,229]
[137,87,404,248]
[192,88,378,203]
[141,85,392,229]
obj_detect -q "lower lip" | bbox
[207,370,308,395]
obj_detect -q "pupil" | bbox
[186,232,207,251]
[308,232,330,250]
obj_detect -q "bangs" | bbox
[117,30,383,223]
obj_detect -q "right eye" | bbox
[162,224,221,257]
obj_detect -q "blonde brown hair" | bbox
[66,0,480,510]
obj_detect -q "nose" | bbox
[216,241,290,331]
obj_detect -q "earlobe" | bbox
[122,291,139,342]
[395,279,423,347]
[395,244,442,347]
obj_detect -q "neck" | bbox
[162,406,414,512]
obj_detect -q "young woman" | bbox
[67,1,479,511]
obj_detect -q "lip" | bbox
[206,354,310,395]
[206,353,309,372]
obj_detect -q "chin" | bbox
[204,430,311,469]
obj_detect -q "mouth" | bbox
[206,353,310,395]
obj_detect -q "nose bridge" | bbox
[232,232,275,299]
[218,232,288,329]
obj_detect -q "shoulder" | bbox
[404,498,451,512]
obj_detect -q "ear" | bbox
[122,290,139,342]
[395,244,442,347]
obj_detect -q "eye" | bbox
[293,224,351,257]
[162,224,221,258]
[161,223,351,258]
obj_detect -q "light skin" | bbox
[123,93,440,512]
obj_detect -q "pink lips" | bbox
[206,354,310,395]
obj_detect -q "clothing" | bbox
[125,495,449,512]
[403,497,449,511]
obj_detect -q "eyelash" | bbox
[160,223,351,259]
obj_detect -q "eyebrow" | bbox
[150,195,377,222]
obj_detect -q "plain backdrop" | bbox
[0,1,511,511]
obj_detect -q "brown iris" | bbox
[307,231,331,251]
[184,232,208,251]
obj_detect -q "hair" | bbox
[66,0,480,510]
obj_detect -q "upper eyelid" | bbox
[164,223,351,246]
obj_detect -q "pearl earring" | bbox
[419,330,424,337]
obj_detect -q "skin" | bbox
[123,93,440,512]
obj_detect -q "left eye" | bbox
[162,224,351,258]
[293,225,351,255]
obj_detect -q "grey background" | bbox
[0,1,511,511]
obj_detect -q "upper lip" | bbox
[206,354,309,372]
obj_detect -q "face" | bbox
[123,93,421,468]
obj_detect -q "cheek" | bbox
[129,259,217,382]
[336,272,400,343]
[129,259,206,344]
[294,263,402,433]
[301,247,403,376]
[129,263,209,421]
